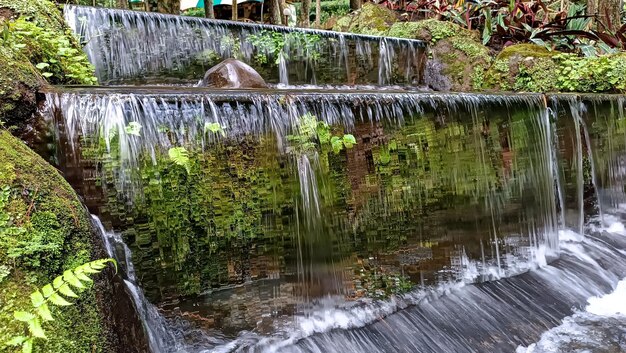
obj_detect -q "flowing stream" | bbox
[38,7,626,353]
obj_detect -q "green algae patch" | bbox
[333,3,397,36]
[0,130,108,352]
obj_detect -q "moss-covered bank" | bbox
[334,4,626,93]
[0,1,147,352]
[0,130,108,352]
[0,0,96,129]
[482,44,626,93]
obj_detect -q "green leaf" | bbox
[63,270,85,289]
[331,136,344,154]
[48,293,72,306]
[30,291,44,308]
[27,318,46,339]
[204,122,225,136]
[22,339,32,353]
[35,62,49,70]
[168,147,191,174]
[74,271,93,283]
[52,276,65,289]
[37,303,53,322]
[342,134,356,148]
[124,122,142,136]
[41,284,54,299]
[57,283,78,298]
[5,336,27,346]
[14,311,35,322]
[42,72,53,78]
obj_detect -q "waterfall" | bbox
[91,215,181,353]
[63,5,426,85]
[43,84,626,352]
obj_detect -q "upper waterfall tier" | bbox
[64,5,427,85]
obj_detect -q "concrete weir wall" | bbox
[64,5,427,85]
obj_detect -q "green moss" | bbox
[388,19,478,43]
[332,3,396,35]
[483,44,626,93]
[497,43,555,60]
[0,130,107,352]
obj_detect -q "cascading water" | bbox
[91,215,181,353]
[41,6,626,351]
[40,87,626,353]
[63,5,426,85]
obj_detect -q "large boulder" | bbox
[200,58,268,89]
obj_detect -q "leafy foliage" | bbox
[6,259,116,353]
[124,122,142,136]
[287,113,357,155]
[247,30,322,65]
[0,17,97,84]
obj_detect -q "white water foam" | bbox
[516,219,626,353]
[515,279,626,353]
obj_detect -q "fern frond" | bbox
[168,147,191,174]
[8,258,116,351]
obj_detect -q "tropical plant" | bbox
[6,259,116,353]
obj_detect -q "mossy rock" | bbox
[388,19,479,43]
[0,46,45,129]
[482,44,559,92]
[387,20,490,91]
[0,0,96,129]
[0,130,110,352]
[332,3,397,36]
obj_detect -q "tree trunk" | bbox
[232,0,238,20]
[278,0,286,25]
[116,0,128,9]
[158,0,181,14]
[315,0,321,27]
[350,0,361,11]
[299,0,311,27]
[588,0,623,31]
[270,0,281,24]
[205,0,215,18]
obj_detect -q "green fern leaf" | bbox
[30,291,44,308]
[14,311,35,322]
[22,339,32,353]
[168,147,191,174]
[48,293,72,306]
[5,336,27,346]
[63,270,85,289]
[36,304,53,322]
[10,258,116,352]
[74,271,93,283]
[27,318,45,339]
[57,283,78,298]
